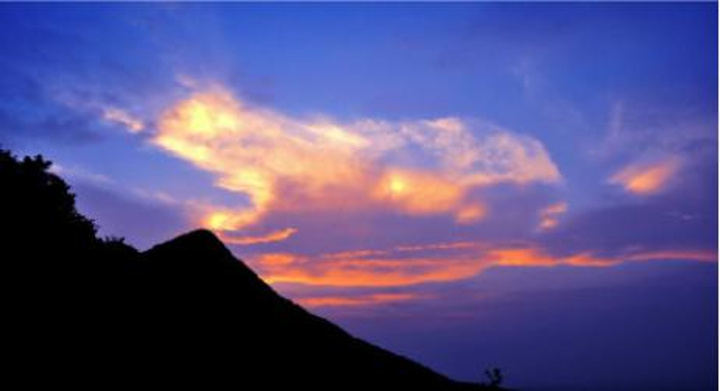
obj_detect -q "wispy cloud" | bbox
[538,202,567,230]
[102,107,144,133]
[298,293,419,308]
[249,241,715,290]
[219,227,298,245]
[624,250,717,263]
[488,247,617,267]
[50,163,115,187]
[254,252,489,288]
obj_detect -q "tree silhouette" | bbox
[481,367,503,389]
[1,149,95,248]
[0,148,135,261]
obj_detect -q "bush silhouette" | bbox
[1,149,95,249]
[481,367,503,389]
[0,148,136,258]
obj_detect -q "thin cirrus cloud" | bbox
[248,246,516,288]
[254,253,490,288]
[147,85,562,240]
[249,241,717,289]
[101,107,144,133]
[219,227,299,246]
[252,241,492,287]
[609,157,682,195]
[297,293,419,308]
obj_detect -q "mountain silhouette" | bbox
[2,149,489,389]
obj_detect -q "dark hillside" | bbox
[2,149,487,390]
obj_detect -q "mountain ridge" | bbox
[136,228,484,390]
[1,149,490,390]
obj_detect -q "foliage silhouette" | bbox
[0,149,136,257]
[1,150,95,247]
[2,148,492,390]
[481,367,504,389]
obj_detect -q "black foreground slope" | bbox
[9,230,481,389]
[1,150,484,389]
[136,230,481,389]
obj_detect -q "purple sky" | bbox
[0,3,716,390]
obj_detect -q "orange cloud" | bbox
[298,293,418,308]
[219,227,298,245]
[256,254,489,288]
[152,86,561,235]
[249,243,715,289]
[252,242,493,288]
[371,169,470,217]
[488,248,560,267]
[269,246,717,307]
[252,245,582,288]
[257,253,298,266]
[538,202,568,230]
[455,204,487,224]
[610,157,681,195]
[487,247,718,268]
[489,247,618,267]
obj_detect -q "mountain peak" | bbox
[167,228,226,249]
[144,228,234,263]
[141,228,279,299]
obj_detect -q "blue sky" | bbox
[0,3,716,390]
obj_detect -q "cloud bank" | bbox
[152,87,562,238]
[85,83,715,308]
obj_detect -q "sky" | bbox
[0,3,717,390]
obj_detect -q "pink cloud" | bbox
[219,227,298,245]
[247,242,715,291]
[151,86,562,236]
[609,157,681,195]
